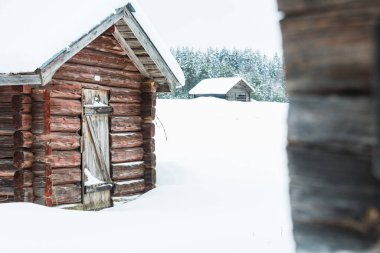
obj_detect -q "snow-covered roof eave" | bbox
[0,1,185,92]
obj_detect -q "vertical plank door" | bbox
[82,89,113,210]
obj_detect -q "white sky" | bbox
[137,0,283,57]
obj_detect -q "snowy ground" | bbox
[0,98,294,253]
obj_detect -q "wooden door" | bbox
[82,89,113,210]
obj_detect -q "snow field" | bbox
[0,98,294,253]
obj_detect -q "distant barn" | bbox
[0,1,184,210]
[189,77,254,102]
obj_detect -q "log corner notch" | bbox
[141,80,157,192]
[12,89,34,203]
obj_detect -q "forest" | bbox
[159,47,287,102]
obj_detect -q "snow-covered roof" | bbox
[0,0,184,90]
[189,77,254,95]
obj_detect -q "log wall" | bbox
[279,0,380,252]
[0,27,159,208]
[0,86,31,203]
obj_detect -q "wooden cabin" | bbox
[279,0,380,252]
[0,1,185,210]
[189,77,254,102]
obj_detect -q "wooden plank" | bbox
[110,116,142,132]
[82,89,112,210]
[111,147,144,163]
[112,161,145,180]
[110,132,143,149]
[112,179,145,196]
[112,26,151,78]
[288,96,376,155]
[0,74,41,86]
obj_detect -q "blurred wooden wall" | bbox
[278,1,380,252]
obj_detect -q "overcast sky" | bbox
[138,0,283,57]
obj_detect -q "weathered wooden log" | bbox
[33,168,81,187]
[0,159,16,172]
[0,176,15,188]
[281,3,380,95]
[0,167,16,178]
[0,148,14,159]
[110,133,143,149]
[112,161,145,180]
[14,113,32,131]
[288,146,380,252]
[109,87,141,103]
[49,79,82,99]
[14,187,33,202]
[288,96,376,155]
[141,80,158,93]
[30,88,48,102]
[144,168,156,186]
[277,0,374,14]
[34,151,81,168]
[0,116,15,136]
[12,95,32,115]
[34,184,81,205]
[143,138,155,153]
[141,92,157,107]
[141,106,156,121]
[110,116,142,132]
[86,34,126,55]
[50,98,82,116]
[14,150,34,169]
[13,131,33,148]
[58,63,144,82]
[68,48,138,71]
[0,187,14,197]
[32,133,80,151]
[32,116,81,134]
[112,179,145,196]
[111,147,144,163]
[144,153,156,169]
[0,86,31,102]
[0,103,14,115]
[142,123,155,139]
[111,103,141,116]
[0,135,14,148]
[54,68,141,89]
[14,170,33,188]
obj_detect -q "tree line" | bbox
[159,47,287,102]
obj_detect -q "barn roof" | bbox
[189,77,254,95]
[0,0,184,92]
